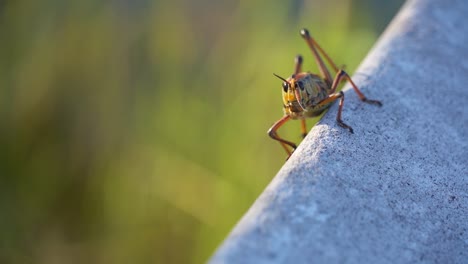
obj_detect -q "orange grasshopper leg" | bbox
[300,118,307,138]
[345,75,382,106]
[301,29,382,107]
[329,70,382,106]
[316,91,354,134]
[294,55,303,75]
[268,115,297,157]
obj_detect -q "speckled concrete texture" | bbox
[210,0,468,263]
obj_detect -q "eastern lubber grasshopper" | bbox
[268,29,382,158]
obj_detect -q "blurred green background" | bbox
[0,0,403,263]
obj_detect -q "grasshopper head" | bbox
[273,73,306,112]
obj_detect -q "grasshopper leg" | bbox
[294,55,303,75]
[268,115,297,157]
[300,118,307,138]
[343,72,382,106]
[330,70,382,106]
[300,29,333,85]
[301,29,382,107]
[316,91,354,134]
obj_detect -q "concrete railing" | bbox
[210,0,468,263]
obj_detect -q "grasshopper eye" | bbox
[282,82,289,92]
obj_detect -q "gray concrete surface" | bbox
[210,0,468,263]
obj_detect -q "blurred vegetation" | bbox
[0,0,403,263]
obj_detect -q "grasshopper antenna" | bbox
[273,73,289,83]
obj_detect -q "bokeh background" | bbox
[0,0,404,263]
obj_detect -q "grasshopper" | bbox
[268,29,382,158]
